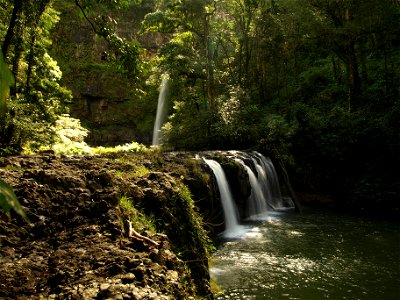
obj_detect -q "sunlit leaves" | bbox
[0,0,74,154]
[159,31,203,76]
[141,10,177,33]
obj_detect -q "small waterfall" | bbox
[235,158,269,218]
[230,151,294,213]
[253,153,287,209]
[204,159,244,238]
[251,157,274,208]
[152,76,169,146]
[204,151,295,237]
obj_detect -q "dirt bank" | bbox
[0,152,214,299]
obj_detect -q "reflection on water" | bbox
[210,209,400,300]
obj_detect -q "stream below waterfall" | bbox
[210,208,400,300]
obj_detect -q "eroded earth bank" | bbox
[0,152,229,299]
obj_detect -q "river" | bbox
[210,208,400,300]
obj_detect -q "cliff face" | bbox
[0,152,216,299]
[51,1,158,146]
[0,148,259,299]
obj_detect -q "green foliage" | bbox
[162,104,214,150]
[77,0,139,10]
[36,113,148,155]
[0,179,29,222]
[98,25,142,77]
[47,114,91,155]
[132,165,151,177]
[0,51,15,155]
[0,3,73,154]
[91,142,148,154]
[119,195,156,234]
[73,0,144,78]
[288,100,400,212]
[49,141,147,156]
[141,10,177,33]
[170,184,212,255]
[1,0,397,215]
[54,114,89,144]
[144,0,400,214]
[6,100,57,154]
[158,31,204,79]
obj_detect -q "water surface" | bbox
[211,209,400,300]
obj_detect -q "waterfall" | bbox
[251,157,274,208]
[235,158,269,218]
[152,76,169,146]
[204,151,295,237]
[230,151,295,213]
[253,153,287,209]
[204,159,244,238]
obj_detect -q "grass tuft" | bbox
[118,196,156,234]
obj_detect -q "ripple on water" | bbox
[211,210,400,300]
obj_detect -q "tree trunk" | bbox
[204,14,215,112]
[1,0,23,140]
[332,55,343,86]
[11,23,24,95]
[1,0,23,57]
[359,41,368,84]
[346,41,361,110]
[25,0,52,93]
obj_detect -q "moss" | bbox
[133,165,151,177]
[98,152,217,297]
[118,195,157,234]
[2,165,24,171]
[209,276,223,296]
[168,184,213,297]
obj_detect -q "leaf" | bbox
[0,179,29,222]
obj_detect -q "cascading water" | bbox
[230,151,295,213]
[250,157,274,208]
[152,76,169,146]
[204,159,245,238]
[204,151,294,238]
[253,152,288,209]
[235,158,270,219]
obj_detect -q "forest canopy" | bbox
[1,0,399,214]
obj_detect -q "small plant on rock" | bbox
[118,195,156,235]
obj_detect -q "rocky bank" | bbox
[0,152,218,299]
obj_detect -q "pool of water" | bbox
[210,209,400,300]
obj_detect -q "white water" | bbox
[204,159,246,238]
[204,151,294,238]
[251,157,273,207]
[235,158,269,219]
[254,152,289,209]
[152,76,169,146]
[230,151,292,212]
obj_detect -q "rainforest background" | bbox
[1,0,399,216]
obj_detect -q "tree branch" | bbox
[74,0,99,34]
